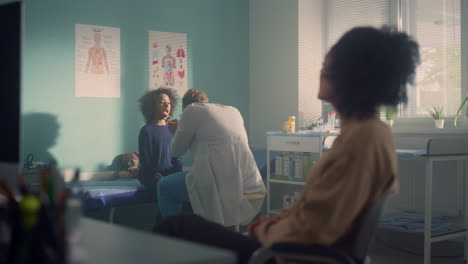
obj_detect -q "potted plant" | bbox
[385,106,394,127]
[429,106,444,128]
[454,95,468,126]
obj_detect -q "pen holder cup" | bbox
[2,204,67,264]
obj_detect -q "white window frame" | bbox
[321,0,391,123]
[391,0,468,130]
[321,0,468,130]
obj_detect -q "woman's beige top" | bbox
[256,117,399,247]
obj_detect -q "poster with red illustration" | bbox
[75,24,120,98]
[149,31,187,94]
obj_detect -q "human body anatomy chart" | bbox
[149,31,187,94]
[76,24,120,98]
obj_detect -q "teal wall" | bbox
[21,0,249,171]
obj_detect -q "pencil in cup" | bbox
[0,179,17,204]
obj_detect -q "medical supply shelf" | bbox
[266,131,338,216]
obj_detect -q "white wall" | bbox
[249,0,299,149]
[298,0,324,126]
[249,0,325,149]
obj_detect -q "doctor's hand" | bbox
[168,119,179,134]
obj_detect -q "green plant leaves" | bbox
[385,106,394,120]
[454,96,468,126]
[428,106,443,120]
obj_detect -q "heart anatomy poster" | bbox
[149,31,187,95]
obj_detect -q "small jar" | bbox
[287,116,296,133]
[283,194,292,209]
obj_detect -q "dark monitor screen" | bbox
[0,2,21,163]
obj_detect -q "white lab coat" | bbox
[171,103,266,226]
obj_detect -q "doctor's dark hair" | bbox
[182,89,209,109]
[138,88,179,123]
[326,26,420,118]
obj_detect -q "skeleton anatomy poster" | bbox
[149,31,187,95]
[75,24,120,98]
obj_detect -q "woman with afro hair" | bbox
[138,88,182,198]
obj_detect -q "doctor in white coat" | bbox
[158,89,265,227]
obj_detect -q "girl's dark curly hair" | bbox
[138,88,179,123]
[326,26,420,118]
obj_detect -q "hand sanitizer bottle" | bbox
[275,153,283,179]
[283,153,291,180]
[294,153,303,181]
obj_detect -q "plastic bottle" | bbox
[334,118,341,129]
[329,111,336,130]
[303,153,314,179]
[287,116,296,133]
[290,153,295,180]
[290,195,296,205]
[302,153,310,179]
[283,153,291,180]
[294,153,303,181]
[283,195,291,209]
[275,153,283,179]
[294,191,301,202]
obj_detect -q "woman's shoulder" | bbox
[139,123,148,131]
[140,123,153,130]
[139,124,151,137]
[364,119,392,138]
[340,118,393,149]
[349,118,390,135]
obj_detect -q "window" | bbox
[399,0,461,117]
[303,0,464,125]
[323,0,390,120]
[326,0,390,48]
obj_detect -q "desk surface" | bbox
[82,218,236,264]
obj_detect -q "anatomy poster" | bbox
[149,31,187,95]
[75,24,120,98]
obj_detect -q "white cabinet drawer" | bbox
[267,136,321,152]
